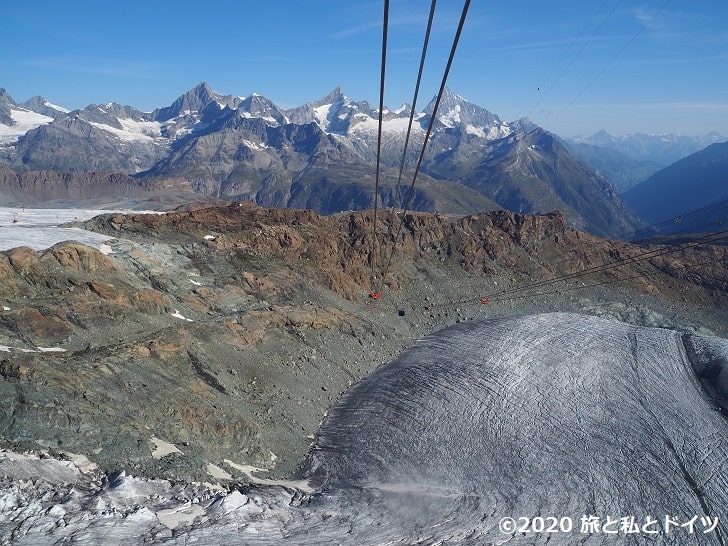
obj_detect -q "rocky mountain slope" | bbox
[425,127,642,236]
[622,141,728,233]
[1,83,640,237]
[0,203,726,486]
[0,162,206,209]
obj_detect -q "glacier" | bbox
[1,313,727,544]
[0,207,161,251]
[0,108,54,144]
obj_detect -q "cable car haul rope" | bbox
[365,0,727,314]
[368,0,471,297]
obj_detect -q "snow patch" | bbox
[350,116,423,135]
[99,243,114,255]
[0,344,65,353]
[439,105,461,128]
[60,451,98,474]
[43,100,69,113]
[242,139,268,151]
[466,123,512,140]
[1,450,35,462]
[217,489,249,512]
[171,310,193,322]
[465,124,486,138]
[489,124,510,139]
[223,459,314,493]
[224,460,267,475]
[0,108,54,144]
[313,103,332,127]
[156,502,205,530]
[88,118,162,142]
[150,437,183,459]
[206,463,232,480]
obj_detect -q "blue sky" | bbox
[1,0,727,137]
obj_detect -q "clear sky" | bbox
[1,1,727,138]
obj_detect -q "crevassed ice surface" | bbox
[1,313,727,545]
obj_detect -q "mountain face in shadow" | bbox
[622,140,728,234]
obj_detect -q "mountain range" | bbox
[566,130,726,194]
[0,82,723,238]
[571,129,726,166]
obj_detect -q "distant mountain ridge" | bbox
[571,129,726,166]
[0,162,204,209]
[0,82,654,236]
[565,141,664,193]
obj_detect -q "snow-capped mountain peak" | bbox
[285,87,362,135]
[20,96,69,118]
[0,89,62,143]
[0,83,540,174]
[154,82,237,123]
[237,93,288,126]
[420,87,513,141]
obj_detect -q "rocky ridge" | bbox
[0,162,210,209]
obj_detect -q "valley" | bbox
[1,203,727,483]
[0,203,727,544]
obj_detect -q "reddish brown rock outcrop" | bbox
[0,307,71,344]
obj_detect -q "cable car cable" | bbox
[379,0,471,289]
[393,0,437,214]
[369,0,390,296]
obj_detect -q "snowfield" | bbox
[0,108,54,144]
[88,118,163,142]
[0,207,162,251]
